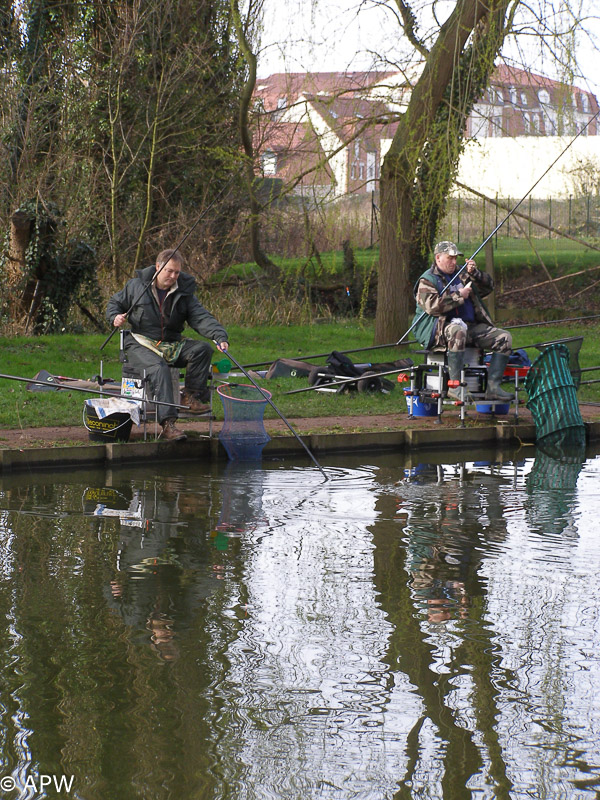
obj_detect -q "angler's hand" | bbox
[113,313,128,327]
[216,341,229,353]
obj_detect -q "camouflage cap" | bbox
[434,241,463,257]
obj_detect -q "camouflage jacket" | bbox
[412,263,494,349]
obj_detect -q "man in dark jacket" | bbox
[412,241,512,401]
[106,249,229,441]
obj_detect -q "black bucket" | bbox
[83,404,133,443]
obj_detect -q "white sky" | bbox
[257,0,600,98]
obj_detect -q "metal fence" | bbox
[438,195,600,243]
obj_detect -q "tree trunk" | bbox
[230,0,278,277]
[374,0,513,344]
[7,210,32,283]
[374,157,412,344]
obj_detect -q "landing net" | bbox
[217,384,271,461]
[524,343,585,449]
[533,336,582,389]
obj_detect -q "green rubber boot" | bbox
[485,352,514,401]
[446,351,466,401]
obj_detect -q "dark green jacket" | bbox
[106,265,228,344]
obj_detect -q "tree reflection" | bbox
[373,458,517,799]
[0,468,245,798]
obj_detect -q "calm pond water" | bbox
[0,442,600,800]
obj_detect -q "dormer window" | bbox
[538,89,550,105]
[582,93,590,113]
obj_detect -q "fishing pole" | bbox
[100,177,237,352]
[251,308,600,374]
[396,108,600,347]
[284,365,414,395]
[248,312,600,371]
[505,314,600,330]
[0,372,184,409]
[222,348,329,480]
[242,341,417,369]
[284,334,586,396]
[519,336,582,350]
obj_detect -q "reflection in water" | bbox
[0,448,599,799]
[85,481,221,662]
[526,439,585,537]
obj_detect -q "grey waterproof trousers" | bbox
[123,335,213,423]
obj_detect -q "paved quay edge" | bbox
[2,420,599,474]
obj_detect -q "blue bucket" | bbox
[476,403,510,415]
[405,393,438,417]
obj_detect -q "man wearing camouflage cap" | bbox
[412,241,512,401]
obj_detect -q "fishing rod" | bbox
[245,312,600,372]
[242,341,417,370]
[396,108,600,348]
[0,372,185,410]
[284,333,586,396]
[223,348,329,480]
[100,177,237,352]
[284,365,414,395]
[505,314,600,330]
[519,335,582,351]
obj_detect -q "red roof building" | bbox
[253,67,599,199]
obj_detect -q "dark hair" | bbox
[156,249,184,268]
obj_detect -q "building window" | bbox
[542,111,556,135]
[261,151,277,175]
[354,139,360,158]
[520,91,528,105]
[524,112,540,134]
[366,151,377,191]
[509,86,517,104]
[582,93,590,113]
[489,87,503,105]
[351,163,357,180]
[490,115,503,137]
[275,97,287,119]
[538,89,550,105]
[358,163,364,180]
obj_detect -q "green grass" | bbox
[216,239,600,284]
[449,238,600,282]
[214,247,380,281]
[1,320,600,432]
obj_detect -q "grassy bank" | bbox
[219,239,600,283]
[203,239,600,327]
[1,319,600,432]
